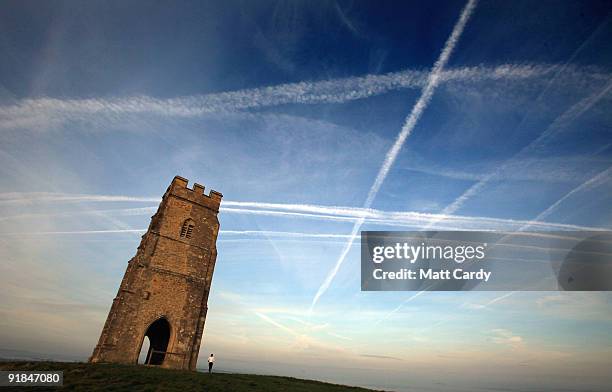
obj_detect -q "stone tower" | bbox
[90,176,222,370]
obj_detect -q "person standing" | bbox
[207,354,215,373]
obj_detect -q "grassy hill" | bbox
[0,361,387,392]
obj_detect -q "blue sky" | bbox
[1,1,612,391]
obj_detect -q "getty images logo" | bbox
[371,242,487,264]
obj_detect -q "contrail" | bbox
[310,0,479,312]
[374,290,428,326]
[254,312,299,336]
[0,192,159,205]
[220,230,352,239]
[435,74,612,220]
[0,229,351,239]
[375,167,612,326]
[1,64,607,131]
[4,228,594,244]
[220,207,604,231]
[524,166,612,227]
[455,168,612,314]
[0,229,146,235]
[2,192,606,231]
[473,168,612,307]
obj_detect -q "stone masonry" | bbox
[89,176,222,370]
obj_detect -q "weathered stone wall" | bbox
[89,176,222,370]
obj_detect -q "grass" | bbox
[0,361,386,392]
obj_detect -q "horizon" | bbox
[1,1,612,391]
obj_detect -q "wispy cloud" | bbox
[490,328,524,349]
[2,191,609,233]
[1,64,608,131]
[435,78,612,219]
[359,354,403,361]
[0,229,145,235]
[255,312,299,337]
[527,165,612,224]
[220,230,351,239]
[327,332,353,341]
[403,155,611,184]
[310,0,479,312]
[431,168,612,318]
[0,192,159,205]
[0,192,607,232]
[485,292,516,306]
[452,167,612,310]
[374,290,427,326]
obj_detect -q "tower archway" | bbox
[141,317,171,365]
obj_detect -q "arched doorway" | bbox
[140,317,171,365]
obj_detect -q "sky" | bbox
[1,1,612,391]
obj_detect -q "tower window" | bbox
[180,219,195,239]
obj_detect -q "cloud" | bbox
[374,289,428,326]
[457,167,612,308]
[221,230,351,239]
[327,332,353,341]
[490,329,524,349]
[255,312,299,337]
[0,192,159,205]
[0,193,608,232]
[526,166,612,225]
[403,155,612,184]
[0,229,144,235]
[0,64,608,131]
[359,354,403,361]
[534,293,612,322]
[402,168,612,324]
[310,0,478,311]
[435,79,612,219]
[485,292,516,306]
[334,2,360,37]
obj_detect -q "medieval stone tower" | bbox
[90,176,222,370]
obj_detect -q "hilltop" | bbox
[0,361,387,392]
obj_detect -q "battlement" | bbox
[165,176,223,211]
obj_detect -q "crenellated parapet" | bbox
[165,175,223,212]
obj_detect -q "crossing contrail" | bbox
[310,0,479,312]
[425,167,612,324]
